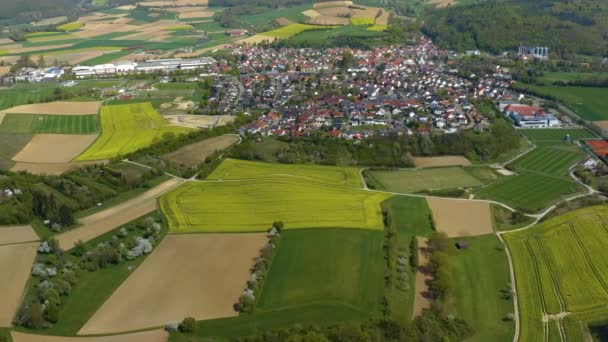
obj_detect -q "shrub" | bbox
[179,317,196,333]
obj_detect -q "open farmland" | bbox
[0,225,39,245]
[79,233,266,335]
[448,234,514,341]
[161,179,390,233]
[476,172,583,213]
[367,167,483,193]
[514,83,608,121]
[505,206,608,342]
[12,134,99,164]
[257,229,384,315]
[0,114,99,134]
[76,103,193,161]
[520,128,597,141]
[11,330,168,342]
[507,145,584,177]
[426,197,494,237]
[0,243,38,326]
[207,158,363,187]
[260,23,335,39]
[161,135,238,167]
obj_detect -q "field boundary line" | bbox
[568,224,608,296]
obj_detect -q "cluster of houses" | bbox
[212,38,516,138]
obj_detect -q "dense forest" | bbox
[422,0,608,56]
[0,0,83,23]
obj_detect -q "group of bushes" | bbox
[15,215,164,329]
[237,221,283,313]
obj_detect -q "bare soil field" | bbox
[7,44,74,55]
[235,35,276,45]
[0,38,14,44]
[0,225,38,245]
[79,233,266,334]
[275,17,295,26]
[165,114,235,128]
[313,1,353,8]
[12,330,168,342]
[10,160,104,176]
[375,9,391,25]
[161,6,204,12]
[413,156,471,168]
[426,198,493,237]
[351,6,381,19]
[12,134,99,164]
[0,101,101,116]
[57,178,183,250]
[162,135,238,167]
[413,237,431,317]
[0,66,10,76]
[178,11,214,19]
[0,242,38,326]
[116,5,137,10]
[302,9,322,18]
[138,0,209,6]
[305,15,350,25]
[316,7,354,17]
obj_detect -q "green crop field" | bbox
[161,178,391,233]
[208,158,363,187]
[76,102,192,161]
[257,229,385,314]
[448,234,514,342]
[476,173,583,213]
[513,83,608,121]
[0,84,59,111]
[520,128,598,141]
[261,23,335,39]
[508,146,584,177]
[536,72,608,85]
[367,167,484,193]
[0,114,99,134]
[505,205,608,342]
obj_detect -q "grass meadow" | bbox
[507,145,584,177]
[257,229,385,314]
[76,102,192,160]
[513,83,608,121]
[0,114,99,134]
[161,179,391,233]
[520,128,597,141]
[208,158,363,187]
[476,173,583,213]
[367,166,485,193]
[505,205,608,342]
[447,234,514,342]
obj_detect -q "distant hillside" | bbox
[0,0,84,22]
[422,0,608,56]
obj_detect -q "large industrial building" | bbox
[72,57,217,78]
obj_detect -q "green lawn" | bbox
[505,205,608,342]
[513,83,608,121]
[0,114,99,134]
[508,145,584,177]
[476,172,583,213]
[520,128,598,141]
[257,229,385,313]
[448,234,514,342]
[536,72,608,85]
[368,167,484,193]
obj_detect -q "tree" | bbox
[179,317,196,333]
[338,51,354,70]
[25,303,44,329]
[37,55,45,68]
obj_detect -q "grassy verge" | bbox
[491,204,534,232]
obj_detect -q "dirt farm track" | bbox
[79,233,267,335]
